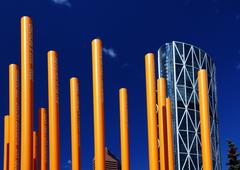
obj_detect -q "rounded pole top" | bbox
[21,16,32,23]
[119,88,127,92]
[92,38,102,45]
[48,50,58,57]
[198,69,207,77]
[9,64,18,69]
[145,53,154,58]
[70,77,79,82]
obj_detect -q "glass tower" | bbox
[158,41,221,170]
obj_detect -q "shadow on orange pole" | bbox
[48,50,60,170]
[9,64,20,170]
[119,88,130,170]
[70,77,81,170]
[198,69,213,170]
[145,53,159,170]
[166,98,174,170]
[21,16,34,170]
[33,131,37,170]
[157,78,168,170]
[4,115,10,170]
[38,108,48,170]
[92,39,105,170]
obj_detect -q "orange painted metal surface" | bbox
[21,16,34,170]
[145,53,159,170]
[119,88,130,170]
[92,39,105,170]
[33,131,37,170]
[4,115,10,170]
[9,64,20,170]
[166,98,174,170]
[157,78,168,170]
[38,108,47,170]
[198,70,213,170]
[70,77,81,170]
[48,50,60,170]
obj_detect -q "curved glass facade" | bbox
[158,41,221,170]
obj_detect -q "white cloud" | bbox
[103,47,117,59]
[67,160,72,164]
[121,62,129,69]
[64,160,71,169]
[52,0,71,7]
[236,13,240,20]
[237,63,240,70]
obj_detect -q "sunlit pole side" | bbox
[198,69,213,170]
[145,53,159,170]
[70,77,81,170]
[48,50,60,170]
[21,16,34,170]
[9,64,20,170]
[92,39,106,170]
[119,88,130,170]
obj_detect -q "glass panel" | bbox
[178,108,185,123]
[177,86,185,102]
[179,136,187,152]
[176,42,183,55]
[176,64,183,77]
[180,154,187,168]
[186,87,193,103]
[175,50,183,64]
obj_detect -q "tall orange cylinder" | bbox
[33,131,37,170]
[92,39,105,170]
[157,78,168,170]
[119,88,130,170]
[198,69,213,170]
[145,53,159,170]
[70,77,81,170]
[9,64,20,170]
[48,50,60,170]
[38,108,47,170]
[4,115,10,170]
[21,16,34,170]
[166,98,174,170]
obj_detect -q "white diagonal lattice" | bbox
[158,41,221,170]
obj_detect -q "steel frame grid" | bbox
[157,41,221,170]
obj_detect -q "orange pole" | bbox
[119,88,130,170]
[21,16,34,170]
[48,50,60,170]
[33,131,37,170]
[92,39,105,170]
[157,78,168,170]
[198,69,213,170]
[145,53,159,170]
[38,108,47,170]
[70,77,81,170]
[9,64,20,170]
[4,115,10,170]
[166,98,174,170]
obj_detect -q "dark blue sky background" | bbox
[0,0,239,169]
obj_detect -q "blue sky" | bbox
[0,0,240,169]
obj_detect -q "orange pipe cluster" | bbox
[2,16,213,170]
